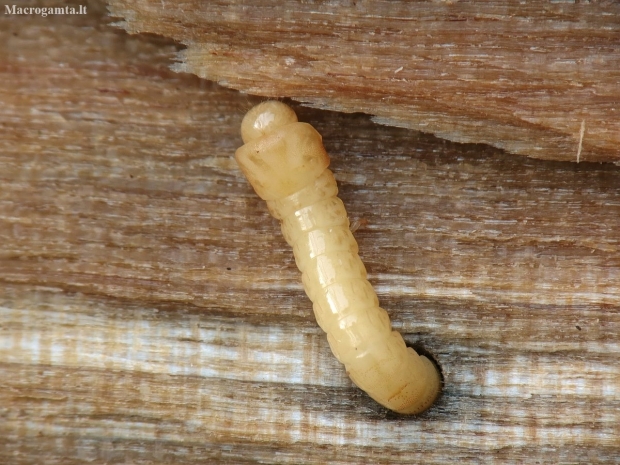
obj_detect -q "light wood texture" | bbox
[1,3,620,464]
[108,0,620,163]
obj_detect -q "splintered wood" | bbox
[1,2,619,464]
[108,0,620,163]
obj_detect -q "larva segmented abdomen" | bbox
[235,101,441,414]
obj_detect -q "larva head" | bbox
[236,102,330,201]
[241,101,298,144]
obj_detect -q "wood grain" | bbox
[107,0,620,163]
[1,2,620,463]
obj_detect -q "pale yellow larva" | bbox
[235,101,441,414]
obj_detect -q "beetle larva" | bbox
[235,101,441,414]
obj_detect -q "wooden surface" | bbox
[2,2,620,464]
[108,0,620,163]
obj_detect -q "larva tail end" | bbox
[396,355,442,415]
[241,101,298,143]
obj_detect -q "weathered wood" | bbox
[107,0,620,164]
[1,2,620,464]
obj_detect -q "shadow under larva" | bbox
[234,101,441,415]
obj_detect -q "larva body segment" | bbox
[236,101,441,414]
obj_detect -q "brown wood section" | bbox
[108,0,620,163]
[1,2,619,464]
